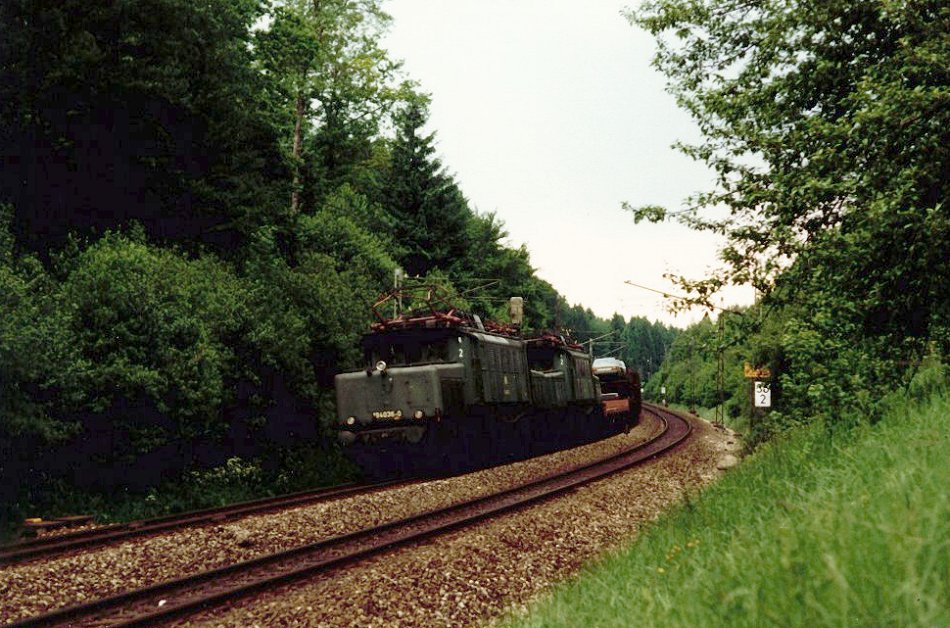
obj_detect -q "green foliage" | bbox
[510,387,950,627]
[62,233,248,434]
[628,0,950,429]
[622,202,667,224]
[321,183,391,238]
[242,222,387,396]
[0,224,387,523]
[296,201,395,286]
[255,0,407,212]
[385,99,472,277]
[645,314,737,407]
[619,316,679,381]
[0,203,13,262]
[0,0,287,252]
[0,252,79,443]
[906,355,950,403]
[159,457,267,510]
[272,443,361,495]
[642,300,944,446]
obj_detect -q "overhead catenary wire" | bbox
[623,280,744,315]
[460,280,500,296]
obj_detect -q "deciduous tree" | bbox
[0,0,285,254]
[628,0,949,412]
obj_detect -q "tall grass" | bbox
[509,392,950,627]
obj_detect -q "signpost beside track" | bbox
[753,381,771,408]
[744,363,772,427]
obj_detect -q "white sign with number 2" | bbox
[754,381,771,408]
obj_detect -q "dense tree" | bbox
[385,100,472,277]
[255,0,405,214]
[629,0,950,421]
[303,6,407,206]
[621,316,678,381]
[0,0,286,254]
[254,2,322,215]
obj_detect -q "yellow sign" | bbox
[744,363,772,379]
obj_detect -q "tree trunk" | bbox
[290,91,305,215]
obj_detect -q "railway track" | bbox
[9,403,690,628]
[0,480,406,566]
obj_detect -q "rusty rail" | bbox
[10,404,690,627]
[0,480,407,566]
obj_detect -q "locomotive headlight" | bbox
[346,416,356,426]
[375,360,387,372]
[413,409,425,419]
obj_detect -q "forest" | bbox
[632,0,948,444]
[2,0,946,536]
[0,0,676,529]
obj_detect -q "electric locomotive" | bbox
[335,289,638,477]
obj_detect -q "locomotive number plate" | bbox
[372,409,403,420]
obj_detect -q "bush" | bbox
[0,256,79,443]
[61,231,249,436]
[0,216,398,531]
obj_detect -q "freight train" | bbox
[335,289,641,477]
[592,357,642,418]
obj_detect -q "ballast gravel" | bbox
[174,414,735,627]
[0,413,736,626]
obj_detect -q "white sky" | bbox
[382,0,755,327]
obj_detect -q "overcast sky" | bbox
[382,0,755,327]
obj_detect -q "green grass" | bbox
[508,392,950,627]
[667,403,716,422]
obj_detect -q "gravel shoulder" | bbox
[0,415,673,624]
[179,413,739,627]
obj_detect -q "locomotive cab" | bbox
[362,330,457,368]
[336,325,536,447]
[526,339,598,408]
[336,328,468,446]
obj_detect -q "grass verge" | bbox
[507,392,950,627]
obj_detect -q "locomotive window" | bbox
[527,346,557,371]
[367,337,452,366]
[420,339,450,363]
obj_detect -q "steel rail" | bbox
[0,480,407,566]
[10,405,690,627]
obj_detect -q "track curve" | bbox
[9,405,691,627]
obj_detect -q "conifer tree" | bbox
[385,100,471,277]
